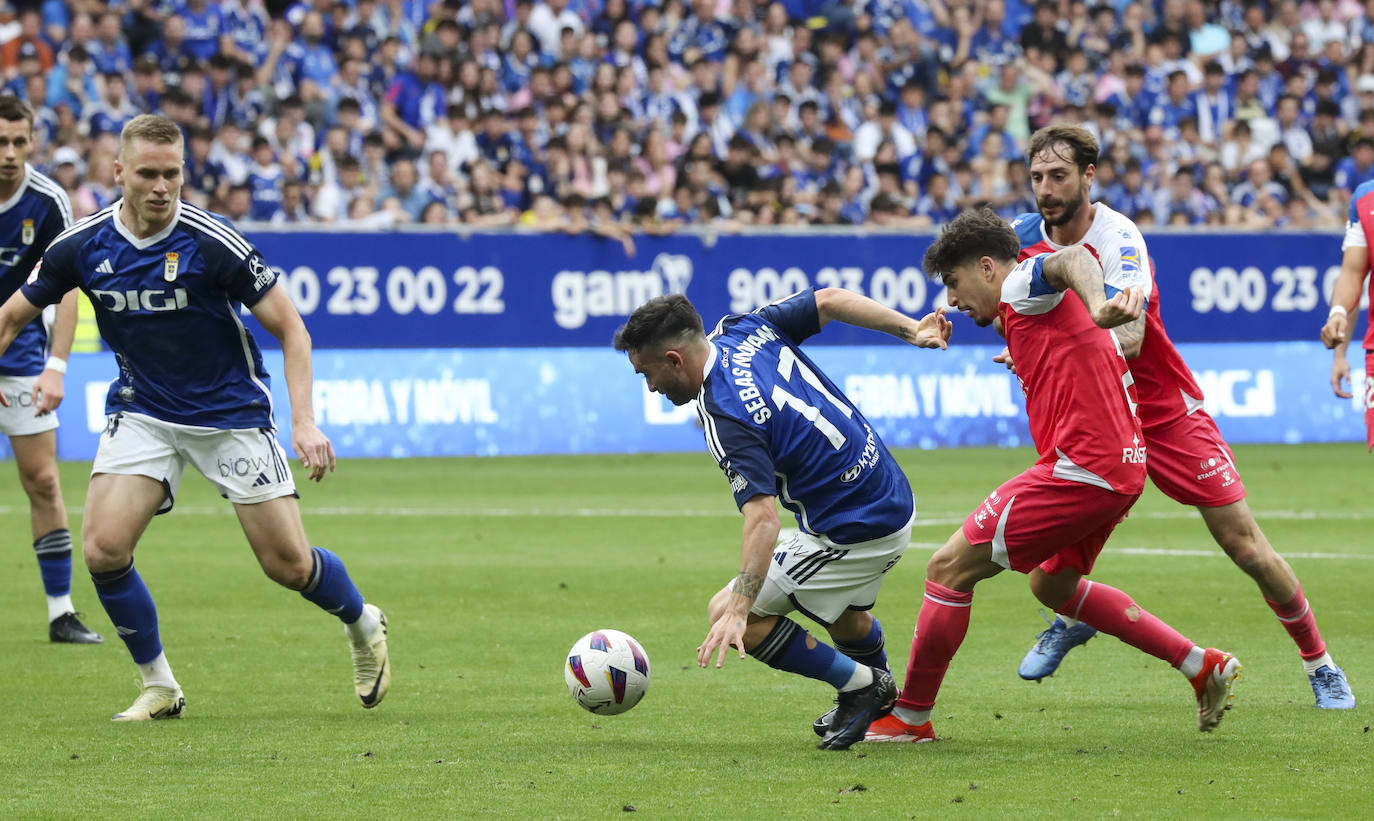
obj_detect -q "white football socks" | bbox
[46,594,75,623]
[892,705,931,726]
[138,652,179,690]
[1178,646,1206,679]
[838,663,874,693]
[346,605,380,643]
[1302,652,1334,675]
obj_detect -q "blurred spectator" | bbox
[1333,136,1374,196]
[247,136,286,221]
[2,0,1354,233]
[2,10,55,73]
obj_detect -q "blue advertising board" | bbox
[239,228,1358,350]
[28,341,1365,462]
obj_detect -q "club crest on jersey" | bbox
[164,252,179,282]
[21,219,34,244]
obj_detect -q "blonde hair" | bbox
[119,114,183,158]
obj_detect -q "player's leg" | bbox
[827,609,888,671]
[703,584,868,693]
[234,496,389,708]
[1045,570,1242,731]
[712,528,898,750]
[809,610,890,738]
[9,428,101,643]
[865,527,1000,743]
[1197,499,1353,708]
[84,471,185,721]
[811,519,912,737]
[1148,416,1351,707]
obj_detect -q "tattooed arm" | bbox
[697,494,780,669]
[1041,245,1144,331]
[1112,314,1147,358]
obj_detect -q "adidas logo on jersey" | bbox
[96,258,113,275]
[251,473,272,488]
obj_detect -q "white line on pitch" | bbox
[3,506,1374,523]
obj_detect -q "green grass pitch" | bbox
[0,444,1368,819]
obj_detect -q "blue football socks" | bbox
[299,547,365,624]
[34,529,72,598]
[91,561,161,664]
[749,617,859,690]
[835,616,889,672]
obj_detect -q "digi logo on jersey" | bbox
[89,288,189,313]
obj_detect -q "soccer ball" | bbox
[564,629,651,715]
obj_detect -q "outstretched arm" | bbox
[697,494,779,669]
[1040,245,1144,330]
[250,284,336,481]
[814,287,951,349]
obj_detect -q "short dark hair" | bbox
[0,95,35,128]
[1027,124,1099,172]
[922,207,1020,281]
[612,294,705,353]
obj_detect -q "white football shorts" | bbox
[92,411,297,513]
[730,508,914,626]
[0,374,59,437]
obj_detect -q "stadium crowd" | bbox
[8,0,1374,233]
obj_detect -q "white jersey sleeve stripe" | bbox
[47,205,116,248]
[223,296,275,418]
[698,396,727,463]
[182,202,254,254]
[26,172,73,227]
[180,205,252,258]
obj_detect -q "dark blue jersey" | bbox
[698,289,914,544]
[0,167,72,376]
[22,201,279,429]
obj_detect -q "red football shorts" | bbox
[1365,350,1374,452]
[1141,409,1247,508]
[962,463,1139,576]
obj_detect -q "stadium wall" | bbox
[29,228,1374,459]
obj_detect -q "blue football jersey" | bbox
[698,289,914,544]
[0,166,72,376]
[22,201,280,429]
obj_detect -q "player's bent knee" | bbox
[18,465,61,504]
[81,534,134,571]
[261,553,314,590]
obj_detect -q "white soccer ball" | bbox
[564,629,651,715]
